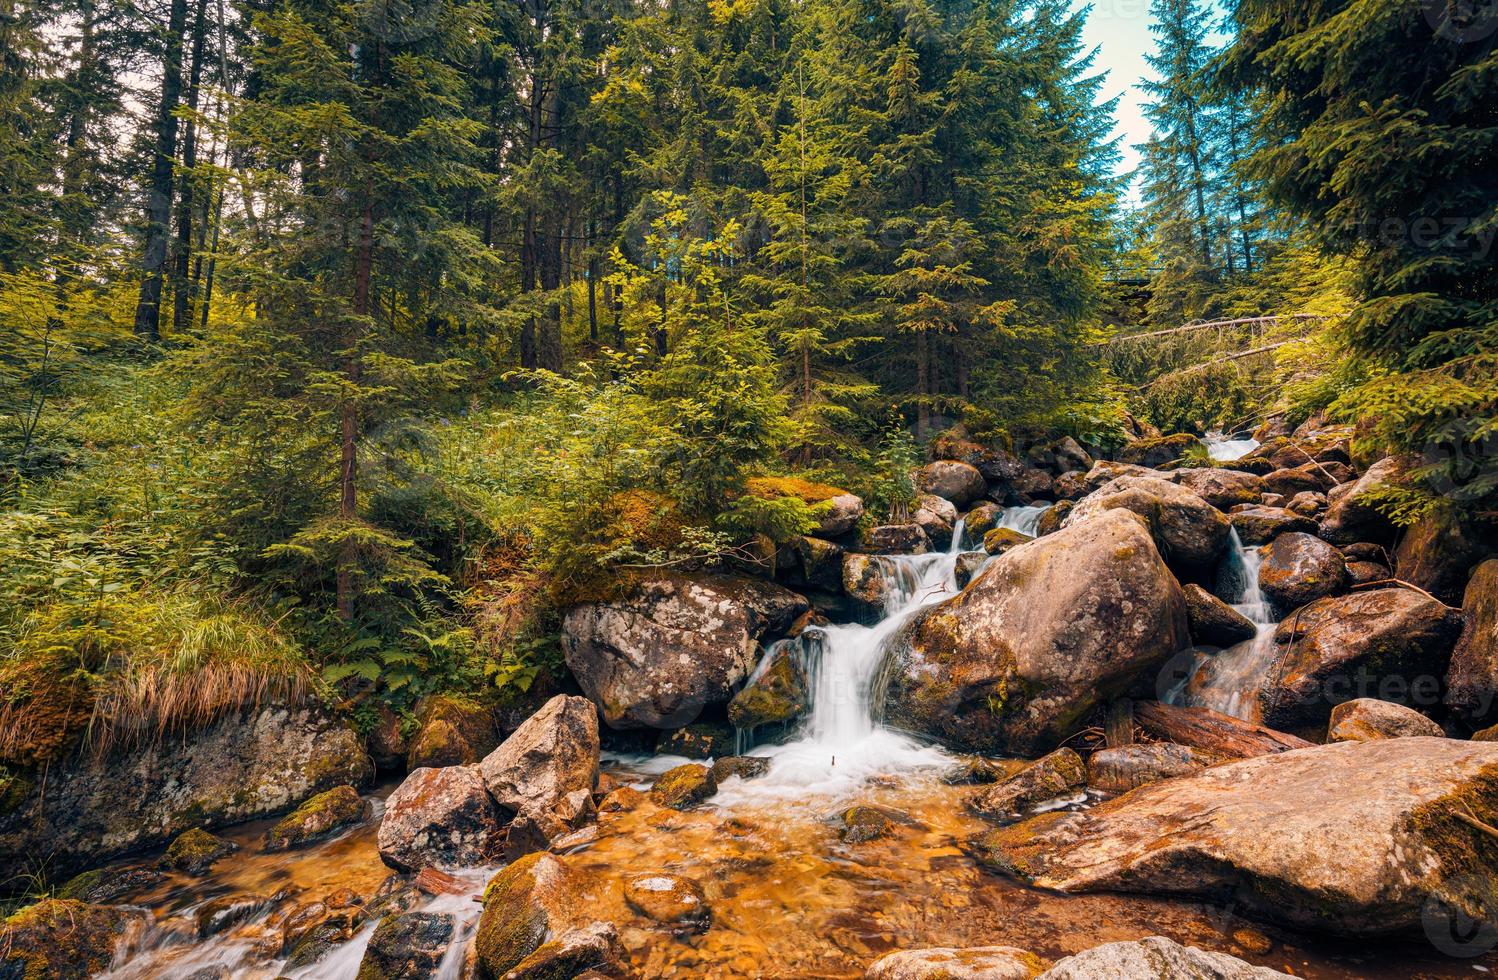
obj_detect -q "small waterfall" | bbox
[1170,529,1280,721]
[721,519,965,801]
[995,504,1050,537]
[1203,431,1259,461]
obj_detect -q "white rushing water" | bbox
[716,521,976,805]
[1203,431,1259,461]
[1169,529,1281,720]
[993,503,1050,537]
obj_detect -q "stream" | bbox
[99,503,1495,978]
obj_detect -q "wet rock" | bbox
[1228,506,1317,545]
[970,738,1498,936]
[278,898,362,955]
[1393,509,1492,605]
[479,694,599,846]
[962,502,1004,543]
[1262,589,1462,730]
[1050,437,1094,475]
[1174,468,1266,510]
[562,575,808,730]
[914,495,958,550]
[1286,490,1325,516]
[407,694,500,770]
[196,893,271,938]
[919,461,988,506]
[598,786,647,813]
[474,852,599,977]
[982,527,1031,555]
[1257,531,1347,611]
[1261,463,1331,499]
[1346,560,1390,586]
[1447,560,1498,724]
[1035,936,1288,979]
[1132,701,1312,761]
[504,921,627,979]
[844,553,894,610]
[358,911,455,979]
[0,704,372,882]
[884,510,1190,755]
[790,535,846,591]
[1342,541,1386,562]
[1034,501,1070,536]
[55,865,165,904]
[623,872,711,932]
[1327,698,1443,742]
[366,704,410,771]
[710,756,771,783]
[839,805,895,843]
[1115,433,1200,468]
[266,785,367,851]
[1065,475,1230,571]
[1182,584,1257,646]
[1476,724,1498,742]
[969,748,1085,822]
[1320,456,1409,544]
[159,827,237,874]
[0,899,138,980]
[942,757,1031,785]
[728,651,810,731]
[1260,492,1286,507]
[649,764,717,809]
[1085,743,1207,793]
[660,721,734,759]
[378,765,501,872]
[865,945,1049,979]
[954,552,988,588]
[1009,467,1054,503]
[861,523,931,555]
[1050,471,1089,501]
[929,435,1023,482]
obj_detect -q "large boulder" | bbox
[0,899,141,980]
[1394,510,1493,605]
[1132,701,1312,761]
[1064,476,1230,571]
[561,574,808,730]
[378,765,502,871]
[1182,584,1257,647]
[971,738,1498,936]
[1115,433,1200,468]
[1261,463,1332,500]
[919,461,987,506]
[913,494,958,549]
[406,694,499,770]
[1074,461,1170,496]
[844,554,894,611]
[1327,698,1443,742]
[1174,468,1266,510]
[866,945,1049,979]
[1447,559,1498,724]
[1256,531,1347,611]
[473,852,603,979]
[0,705,372,882]
[1320,456,1409,544]
[1229,506,1317,546]
[478,694,599,845]
[1260,589,1463,730]
[882,510,1190,755]
[357,912,454,979]
[1035,937,1289,979]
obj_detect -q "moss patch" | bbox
[1,899,129,980]
[266,785,367,851]
[158,827,237,874]
[746,476,849,504]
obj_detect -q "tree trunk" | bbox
[337,193,374,622]
[171,0,210,335]
[1133,701,1311,760]
[132,0,190,341]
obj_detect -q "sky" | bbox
[1076,0,1231,199]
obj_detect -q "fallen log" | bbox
[1133,700,1313,761]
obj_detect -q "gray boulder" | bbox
[478,694,599,845]
[1036,937,1289,979]
[1065,475,1230,570]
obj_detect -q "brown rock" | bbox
[479,694,600,845]
[1229,506,1317,545]
[1174,467,1266,510]
[1320,456,1409,544]
[861,523,932,555]
[1065,475,1230,570]
[1257,531,1347,611]
[1327,698,1443,742]
[1132,701,1312,760]
[1035,937,1288,979]
[969,749,1086,822]
[1116,433,1200,468]
[1447,559,1498,723]
[918,460,987,506]
[1086,743,1207,793]
[866,945,1049,979]
[649,764,717,809]
[1182,584,1258,647]
[378,766,501,872]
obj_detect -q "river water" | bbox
[98,503,1494,979]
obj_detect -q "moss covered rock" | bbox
[355,911,454,980]
[473,852,599,978]
[56,866,165,904]
[982,527,1030,556]
[406,694,499,770]
[1115,433,1200,469]
[649,764,717,809]
[969,748,1086,822]
[266,785,368,851]
[838,805,895,843]
[159,827,237,874]
[727,651,809,731]
[0,899,135,979]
